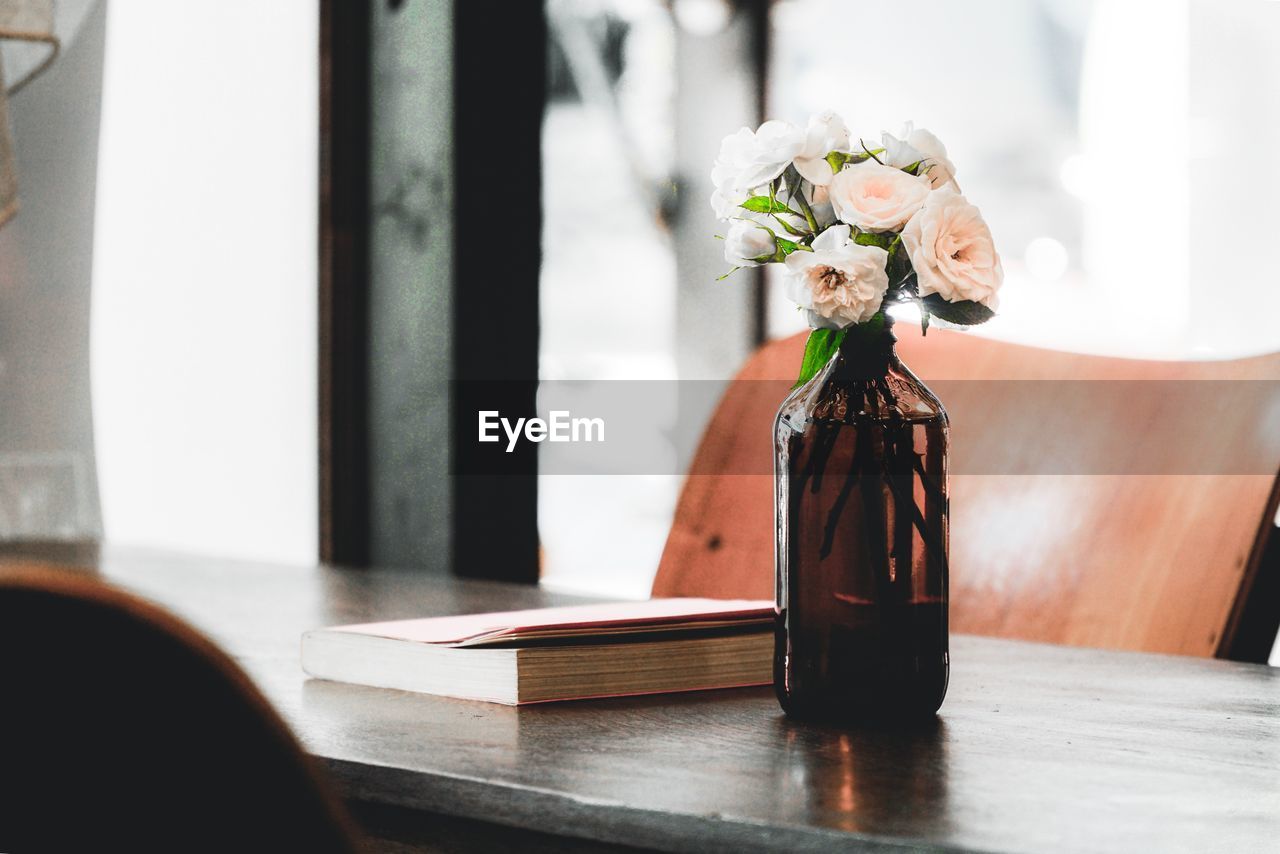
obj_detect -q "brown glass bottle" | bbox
[774,316,949,722]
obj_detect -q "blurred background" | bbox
[539,0,1280,595]
[1,0,1278,605]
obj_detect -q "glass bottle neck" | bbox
[832,317,899,380]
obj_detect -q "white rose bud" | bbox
[784,225,889,329]
[901,187,1002,308]
[806,183,837,229]
[882,123,959,191]
[792,110,851,187]
[710,184,746,220]
[723,221,778,267]
[828,160,930,233]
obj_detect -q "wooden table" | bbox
[87,547,1280,853]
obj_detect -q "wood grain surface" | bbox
[26,547,1274,853]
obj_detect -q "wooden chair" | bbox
[653,325,1280,660]
[0,563,365,853]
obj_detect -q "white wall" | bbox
[92,1,318,565]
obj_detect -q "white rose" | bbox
[792,110,851,187]
[882,122,958,191]
[723,220,777,267]
[828,160,930,233]
[709,120,805,219]
[901,187,1002,308]
[784,225,889,329]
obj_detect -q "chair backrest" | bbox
[0,563,364,853]
[652,325,1280,659]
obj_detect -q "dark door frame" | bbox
[318,0,543,583]
[318,0,372,567]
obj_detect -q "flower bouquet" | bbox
[710,112,1004,722]
[712,111,1003,385]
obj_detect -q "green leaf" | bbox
[901,159,923,176]
[793,328,848,389]
[775,236,801,255]
[859,140,884,164]
[741,196,801,216]
[853,231,894,250]
[716,266,742,281]
[825,151,853,174]
[768,238,810,261]
[771,213,807,236]
[920,293,995,325]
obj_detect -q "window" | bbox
[540,0,680,596]
[93,0,318,564]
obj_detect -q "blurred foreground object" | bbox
[0,562,364,852]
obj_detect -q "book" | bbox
[301,598,774,705]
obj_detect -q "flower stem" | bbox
[784,166,820,234]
